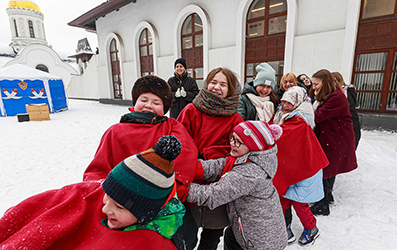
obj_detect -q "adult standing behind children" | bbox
[167,58,199,118]
[309,69,358,216]
[238,63,280,121]
[83,75,198,204]
[177,67,244,250]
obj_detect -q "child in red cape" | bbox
[272,86,329,246]
[82,75,198,202]
[0,136,184,249]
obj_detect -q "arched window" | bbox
[352,0,397,112]
[181,13,204,88]
[139,28,153,77]
[35,64,49,73]
[13,19,18,37]
[109,38,122,99]
[28,20,35,38]
[245,0,287,83]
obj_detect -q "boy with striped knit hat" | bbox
[185,121,288,250]
[101,135,185,233]
[0,136,184,249]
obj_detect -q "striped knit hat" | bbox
[233,121,283,151]
[102,135,181,225]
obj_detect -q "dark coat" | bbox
[314,89,358,179]
[238,81,258,121]
[346,86,361,149]
[167,73,199,119]
[274,84,284,99]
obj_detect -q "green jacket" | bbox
[102,196,185,239]
[238,81,258,121]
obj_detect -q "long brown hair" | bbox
[205,67,237,97]
[310,69,336,102]
[269,91,280,110]
[332,71,345,89]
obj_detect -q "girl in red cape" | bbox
[272,86,329,246]
[177,67,244,250]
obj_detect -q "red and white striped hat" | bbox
[233,121,282,151]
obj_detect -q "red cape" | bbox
[0,182,177,250]
[273,116,329,196]
[82,118,198,200]
[177,103,244,160]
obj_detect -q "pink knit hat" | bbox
[233,121,283,151]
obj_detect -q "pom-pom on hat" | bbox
[102,135,181,225]
[174,58,187,70]
[132,75,173,114]
[253,63,276,89]
[233,121,282,151]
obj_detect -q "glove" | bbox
[177,183,189,202]
[175,88,181,98]
[180,87,187,97]
[194,161,205,180]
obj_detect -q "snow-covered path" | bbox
[1,99,396,249]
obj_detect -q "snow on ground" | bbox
[1,99,396,249]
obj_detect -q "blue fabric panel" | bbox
[48,79,67,112]
[1,79,49,116]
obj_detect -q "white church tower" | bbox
[7,0,48,53]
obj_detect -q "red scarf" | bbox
[222,156,237,176]
[219,156,252,184]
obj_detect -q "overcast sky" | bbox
[0,0,105,57]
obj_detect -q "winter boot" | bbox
[287,224,295,243]
[310,200,330,216]
[298,226,320,246]
[329,193,334,204]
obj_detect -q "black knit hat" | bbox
[102,135,181,225]
[131,75,173,114]
[174,58,187,70]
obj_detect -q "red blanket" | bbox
[0,182,177,250]
[273,116,329,196]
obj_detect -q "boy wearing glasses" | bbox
[184,121,288,250]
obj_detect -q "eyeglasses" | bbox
[229,134,245,148]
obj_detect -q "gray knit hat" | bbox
[253,63,276,89]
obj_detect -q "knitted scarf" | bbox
[101,196,185,239]
[192,88,239,117]
[246,93,274,122]
[120,107,168,124]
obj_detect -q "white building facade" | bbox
[69,0,397,113]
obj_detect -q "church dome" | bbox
[8,0,41,13]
